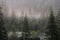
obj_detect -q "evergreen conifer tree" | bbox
[22,15,30,40]
[45,7,58,40]
[0,6,8,40]
[56,9,60,40]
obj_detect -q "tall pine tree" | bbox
[56,9,60,40]
[22,15,30,40]
[0,6,8,40]
[45,7,58,40]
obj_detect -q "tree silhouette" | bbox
[56,9,60,40]
[22,15,30,40]
[45,7,58,40]
[0,6,8,40]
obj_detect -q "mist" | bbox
[0,0,59,19]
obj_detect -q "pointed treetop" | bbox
[49,6,54,17]
[49,6,53,14]
[0,6,3,16]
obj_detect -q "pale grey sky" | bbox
[0,0,60,19]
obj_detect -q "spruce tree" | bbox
[56,9,60,40]
[22,15,30,40]
[45,7,58,40]
[0,6,8,40]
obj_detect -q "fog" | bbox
[0,0,60,19]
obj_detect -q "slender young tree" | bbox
[45,7,58,40]
[0,6,8,40]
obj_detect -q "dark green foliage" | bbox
[56,9,60,40]
[22,16,30,40]
[45,7,58,40]
[34,23,39,31]
[0,7,8,40]
[23,16,30,33]
[19,37,40,40]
